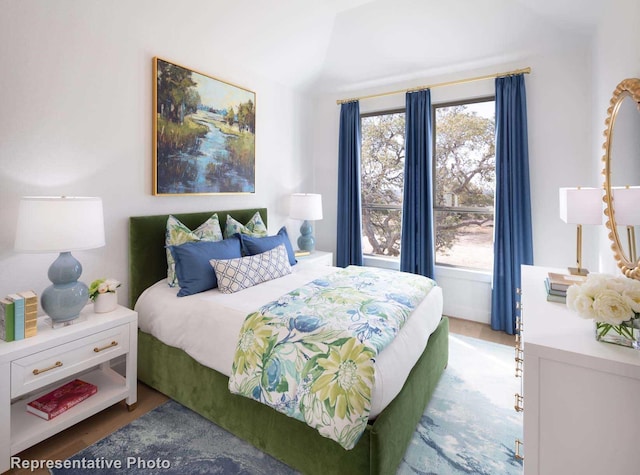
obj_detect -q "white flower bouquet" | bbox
[89,278,121,302]
[566,273,640,343]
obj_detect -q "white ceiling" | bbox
[208,0,607,93]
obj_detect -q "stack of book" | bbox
[0,290,38,342]
[26,379,98,420]
[544,272,586,303]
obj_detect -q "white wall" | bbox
[3,1,634,325]
[309,38,594,323]
[0,1,310,306]
[592,0,640,274]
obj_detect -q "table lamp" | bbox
[15,196,106,323]
[559,187,602,275]
[612,186,640,263]
[289,193,323,252]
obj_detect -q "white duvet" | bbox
[135,262,443,417]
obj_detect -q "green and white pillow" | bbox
[211,244,291,294]
[166,214,223,287]
[224,211,268,239]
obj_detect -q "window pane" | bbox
[361,206,402,257]
[435,211,494,270]
[361,112,405,258]
[434,102,495,209]
[434,100,495,270]
[359,100,496,271]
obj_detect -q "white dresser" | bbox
[521,265,640,474]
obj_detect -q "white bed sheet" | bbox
[135,263,443,417]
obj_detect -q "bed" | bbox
[129,208,448,474]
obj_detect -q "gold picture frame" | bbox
[153,57,256,195]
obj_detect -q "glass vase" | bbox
[595,320,640,349]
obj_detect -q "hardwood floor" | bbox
[4,317,513,475]
[448,316,516,346]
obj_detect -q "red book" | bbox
[26,379,97,420]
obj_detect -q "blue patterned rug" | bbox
[51,334,522,475]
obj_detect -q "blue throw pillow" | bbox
[238,226,297,266]
[169,236,242,297]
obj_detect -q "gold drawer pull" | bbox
[515,438,524,460]
[94,341,118,353]
[514,393,524,412]
[33,361,62,375]
[515,357,523,378]
[514,346,524,363]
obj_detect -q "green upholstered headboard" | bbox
[128,208,267,309]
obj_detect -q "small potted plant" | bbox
[89,278,121,313]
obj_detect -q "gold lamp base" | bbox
[568,224,590,276]
[568,266,589,276]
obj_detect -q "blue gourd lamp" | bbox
[15,197,106,323]
[290,193,323,252]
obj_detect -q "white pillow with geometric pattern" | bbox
[210,244,292,294]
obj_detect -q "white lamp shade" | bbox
[559,187,603,225]
[290,193,323,221]
[15,196,106,253]
[612,186,640,226]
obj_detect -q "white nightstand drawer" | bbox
[10,323,130,398]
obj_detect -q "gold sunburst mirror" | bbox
[602,78,640,279]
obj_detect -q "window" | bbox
[361,110,405,258]
[433,99,495,270]
[360,98,496,271]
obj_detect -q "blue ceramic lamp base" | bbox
[41,251,89,323]
[297,220,316,252]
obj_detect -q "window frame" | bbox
[359,96,496,271]
[431,96,496,270]
[359,108,406,259]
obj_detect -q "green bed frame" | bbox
[129,209,449,475]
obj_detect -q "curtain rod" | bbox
[336,66,532,105]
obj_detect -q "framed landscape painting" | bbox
[153,57,256,195]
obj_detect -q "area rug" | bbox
[51,334,522,475]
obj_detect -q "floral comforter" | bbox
[228,266,436,449]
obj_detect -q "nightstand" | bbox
[0,304,137,473]
[295,250,334,266]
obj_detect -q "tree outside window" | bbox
[361,111,405,257]
[360,99,495,271]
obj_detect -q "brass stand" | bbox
[627,225,637,264]
[569,224,589,276]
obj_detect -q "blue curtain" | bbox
[491,74,533,334]
[400,89,435,278]
[336,101,363,267]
